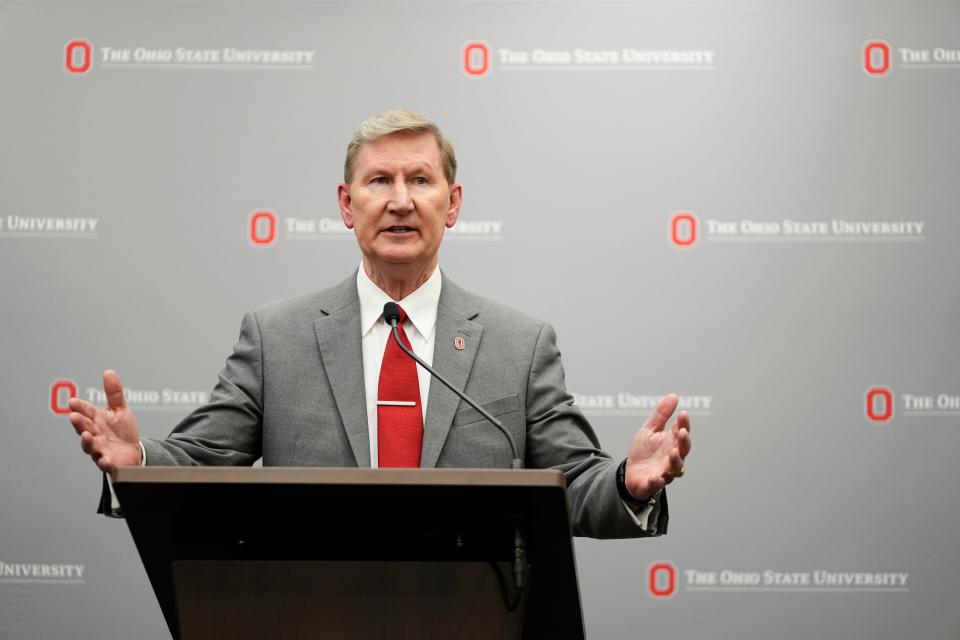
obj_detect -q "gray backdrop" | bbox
[2,0,959,638]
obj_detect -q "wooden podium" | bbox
[112,467,585,639]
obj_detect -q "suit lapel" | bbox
[420,277,482,469]
[313,273,370,467]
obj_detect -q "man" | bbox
[67,109,691,538]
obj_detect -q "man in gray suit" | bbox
[67,109,691,539]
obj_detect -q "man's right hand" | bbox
[68,369,142,473]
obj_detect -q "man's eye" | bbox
[372,176,389,184]
[414,177,428,185]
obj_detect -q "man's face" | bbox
[338,132,462,274]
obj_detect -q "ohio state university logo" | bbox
[64,39,93,75]
[864,41,891,76]
[670,212,698,247]
[50,379,78,415]
[647,561,678,598]
[249,210,277,246]
[865,386,894,422]
[463,41,490,76]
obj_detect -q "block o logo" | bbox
[65,39,93,75]
[50,380,78,415]
[648,561,677,598]
[670,212,698,247]
[463,42,490,77]
[249,210,277,246]
[864,41,891,76]
[865,386,894,422]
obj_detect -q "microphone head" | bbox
[383,301,401,326]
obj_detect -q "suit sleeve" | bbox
[524,322,668,539]
[140,311,265,466]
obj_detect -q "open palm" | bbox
[67,370,141,473]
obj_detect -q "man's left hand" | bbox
[625,394,692,502]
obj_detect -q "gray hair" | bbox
[343,108,457,184]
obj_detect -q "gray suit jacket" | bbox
[138,272,667,538]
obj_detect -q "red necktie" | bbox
[377,305,423,467]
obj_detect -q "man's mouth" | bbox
[383,226,415,234]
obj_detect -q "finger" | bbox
[96,456,114,474]
[81,432,108,462]
[643,394,679,433]
[68,397,99,422]
[89,437,105,463]
[660,449,683,484]
[80,431,95,455]
[103,369,128,412]
[668,448,683,475]
[69,412,98,436]
[674,410,690,433]
[677,428,692,458]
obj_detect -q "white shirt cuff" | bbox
[106,441,147,512]
[621,497,656,531]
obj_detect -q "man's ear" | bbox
[445,183,463,228]
[337,182,354,229]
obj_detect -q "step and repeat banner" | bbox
[2,1,959,638]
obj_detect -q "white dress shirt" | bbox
[356,264,440,468]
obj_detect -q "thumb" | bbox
[643,394,679,434]
[102,369,128,411]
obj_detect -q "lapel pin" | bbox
[454,336,466,350]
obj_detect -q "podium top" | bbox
[113,466,566,488]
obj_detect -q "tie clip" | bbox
[377,400,417,407]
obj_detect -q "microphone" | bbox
[382,302,523,469]
[384,302,528,604]
[382,302,402,326]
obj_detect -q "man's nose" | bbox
[387,181,414,214]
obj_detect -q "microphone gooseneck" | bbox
[382,302,523,469]
[381,302,528,605]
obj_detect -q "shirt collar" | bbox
[357,264,442,341]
